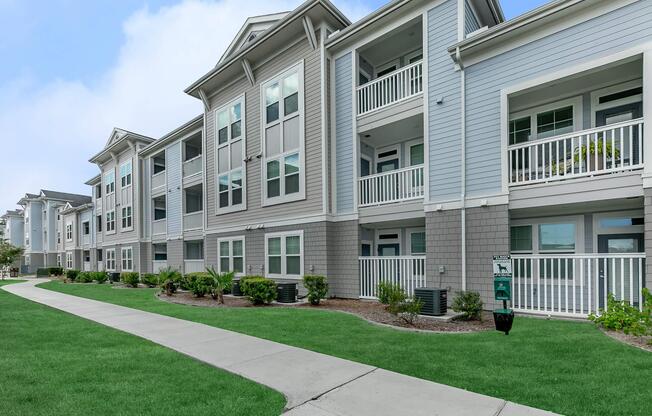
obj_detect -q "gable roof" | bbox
[218,12,290,66]
[89,127,155,164]
[40,190,92,206]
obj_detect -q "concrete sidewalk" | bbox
[3,280,560,416]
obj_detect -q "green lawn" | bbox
[40,281,652,416]
[0,281,285,416]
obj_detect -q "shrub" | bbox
[76,272,93,283]
[241,276,277,305]
[65,269,80,282]
[185,272,213,297]
[206,267,233,304]
[121,272,140,288]
[377,281,405,305]
[303,275,328,305]
[93,272,108,284]
[452,291,483,321]
[388,298,424,325]
[140,273,159,288]
[49,267,64,276]
[158,267,182,296]
[589,289,652,336]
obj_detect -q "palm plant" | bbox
[206,266,233,304]
[158,267,181,296]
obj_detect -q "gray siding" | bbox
[464,0,480,35]
[29,202,43,252]
[465,0,652,197]
[428,0,461,201]
[166,142,183,238]
[326,220,359,298]
[167,239,184,273]
[334,52,354,213]
[205,35,324,230]
[644,189,652,291]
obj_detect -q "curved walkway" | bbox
[3,280,559,416]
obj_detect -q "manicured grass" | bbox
[40,281,652,416]
[0,281,285,416]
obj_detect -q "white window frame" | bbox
[121,205,133,231]
[66,252,73,269]
[121,246,133,271]
[105,248,116,271]
[406,227,426,255]
[375,144,401,172]
[404,49,423,65]
[120,160,132,188]
[261,61,306,207]
[65,223,73,242]
[359,153,373,176]
[592,210,644,253]
[590,79,643,127]
[82,221,90,236]
[265,230,304,279]
[375,229,402,256]
[104,170,115,195]
[405,139,425,167]
[217,236,246,276]
[57,254,62,267]
[215,95,246,214]
[509,96,583,142]
[511,215,584,254]
[375,58,400,78]
[106,210,116,234]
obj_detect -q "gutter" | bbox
[457,46,467,291]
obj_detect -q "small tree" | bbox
[206,266,233,304]
[0,242,23,279]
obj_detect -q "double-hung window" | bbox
[65,223,73,241]
[106,211,116,232]
[66,252,73,269]
[105,171,115,195]
[265,231,303,278]
[262,62,304,205]
[120,161,132,188]
[121,247,133,271]
[216,97,245,212]
[121,206,132,229]
[105,249,116,271]
[218,237,245,275]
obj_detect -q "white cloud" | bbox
[0,0,373,211]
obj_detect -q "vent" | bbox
[276,282,298,303]
[414,288,447,316]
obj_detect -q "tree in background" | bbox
[0,242,23,279]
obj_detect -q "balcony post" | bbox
[643,49,652,186]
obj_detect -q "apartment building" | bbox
[56,201,94,271]
[1,210,24,247]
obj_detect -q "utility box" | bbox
[276,282,298,303]
[414,288,447,316]
[494,277,511,301]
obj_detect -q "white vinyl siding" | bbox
[265,231,303,278]
[217,236,245,275]
[216,96,246,213]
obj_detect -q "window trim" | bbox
[590,79,643,127]
[509,96,583,142]
[121,205,133,231]
[82,221,90,236]
[104,170,116,196]
[511,215,584,254]
[406,227,426,255]
[120,160,133,188]
[105,248,116,271]
[264,230,304,279]
[217,236,246,276]
[215,94,247,215]
[105,210,116,234]
[121,246,133,271]
[260,61,306,207]
[66,252,73,269]
[375,229,401,256]
[65,223,73,242]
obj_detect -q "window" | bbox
[66,223,73,241]
[539,223,575,252]
[265,231,302,277]
[184,135,202,161]
[216,97,245,212]
[153,196,166,220]
[409,231,426,254]
[510,225,532,252]
[120,161,132,187]
[263,63,304,204]
[184,240,204,260]
[599,217,644,228]
[509,97,580,143]
[537,106,573,139]
[97,215,102,232]
[84,251,90,263]
[106,211,116,232]
[153,153,166,174]
[105,249,116,271]
[121,206,132,229]
[185,185,203,214]
[83,221,90,235]
[121,247,133,271]
[104,171,115,195]
[57,231,61,244]
[153,243,167,261]
[57,254,62,267]
[95,184,102,199]
[509,117,531,145]
[66,252,73,269]
[97,249,103,262]
[218,237,245,275]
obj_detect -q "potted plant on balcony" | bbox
[573,138,619,172]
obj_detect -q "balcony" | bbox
[152,260,168,273]
[357,61,423,116]
[509,119,644,187]
[184,259,204,274]
[152,219,166,236]
[359,256,426,299]
[183,155,202,178]
[358,165,424,207]
[183,211,203,231]
[152,171,165,190]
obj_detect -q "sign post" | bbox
[492,255,514,335]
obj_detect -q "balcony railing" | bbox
[152,260,168,273]
[508,119,644,186]
[184,259,205,274]
[359,256,426,299]
[358,165,424,207]
[183,155,202,178]
[152,219,166,236]
[511,253,645,318]
[152,171,166,189]
[183,211,203,230]
[357,61,423,116]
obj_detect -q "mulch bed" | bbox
[600,328,652,352]
[157,291,494,333]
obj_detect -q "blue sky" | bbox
[0,0,550,211]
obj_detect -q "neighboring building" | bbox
[58,201,94,271]
[1,210,24,247]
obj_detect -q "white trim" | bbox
[120,205,133,231]
[264,230,304,279]
[105,248,116,271]
[105,210,116,234]
[215,94,247,215]
[374,59,400,78]
[352,51,359,213]
[405,138,424,167]
[422,9,430,203]
[509,96,583,142]
[644,48,652,184]
[375,228,402,256]
[119,160,133,188]
[375,144,400,171]
[217,235,246,276]
[592,209,644,252]
[406,227,426,255]
[590,79,643,127]
[359,153,373,177]
[510,215,584,254]
[360,239,373,256]
[121,246,133,271]
[320,25,329,215]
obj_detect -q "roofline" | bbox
[60,202,94,215]
[84,174,101,186]
[184,0,350,95]
[486,0,505,24]
[140,114,203,157]
[89,129,155,163]
[448,0,582,61]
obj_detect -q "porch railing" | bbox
[359,256,426,299]
[511,253,645,318]
[184,259,205,274]
[357,61,423,116]
[508,119,644,186]
[358,165,424,207]
[152,260,168,273]
[183,155,202,178]
[152,219,166,236]
[152,171,166,189]
[183,211,203,230]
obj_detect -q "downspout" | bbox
[457,46,467,291]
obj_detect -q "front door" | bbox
[596,102,643,167]
[597,233,644,307]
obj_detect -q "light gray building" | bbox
[1,209,24,248]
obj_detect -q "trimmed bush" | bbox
[452,291,483,321]
[589,289,652,336]
[121,272,140,288]
[377,281,405,305]
[36,268,50,277]
[76,272,94,283]
[48,267,64,277]
[140,273,159,288]
[158,267,182,296]
[93,272,109,284]
[186,272,213,298]
[65,269,80,282]
[303,275,328,305]
[241,276,277,305]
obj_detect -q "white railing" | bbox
[152,260,168,273]
[183,211,203,230]
[152,219,166,235]
[359,256,426,299]
[357,61,423,116]
[511,253,645,318]
[359,165,424,207]
[152,171,166,189]
[508,119,644,186]
[97,261,104,272]
[184,259,205,274]
[83,262,91,272]
[183,155,202,178]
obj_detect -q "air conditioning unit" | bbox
[414,288,447,316]
[276,282,298,303]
